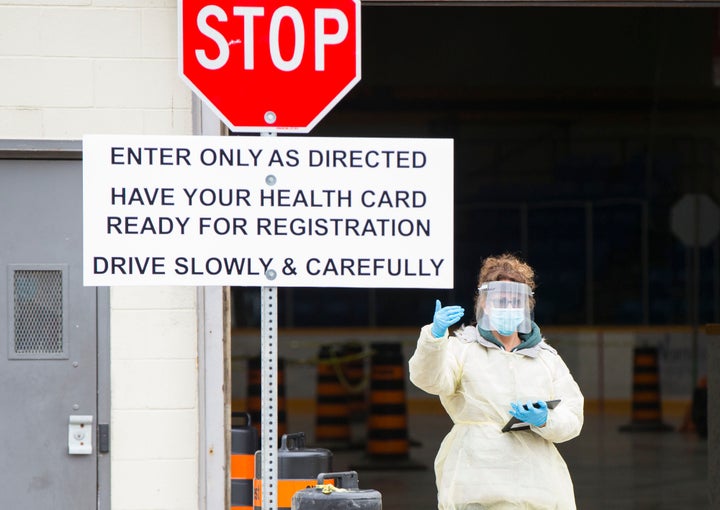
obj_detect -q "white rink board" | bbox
[83,134,454,288]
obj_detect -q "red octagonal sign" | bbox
[179,0,361,133]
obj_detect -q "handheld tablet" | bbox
[501,399,561,432]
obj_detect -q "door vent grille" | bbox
[10,268,68,359]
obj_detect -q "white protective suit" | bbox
[408,323,584,510]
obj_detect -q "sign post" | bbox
[260,284,277,510]
[260,131,278,510]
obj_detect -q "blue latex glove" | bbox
[431,299,465,338]
[509,400,548,427]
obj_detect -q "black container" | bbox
[254,432,333,510]
[232,413,259,510]
[291,471,382,510]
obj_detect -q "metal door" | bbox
[0,153,100,508]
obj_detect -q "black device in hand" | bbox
[524,401,551,410]
[502,399,561,432]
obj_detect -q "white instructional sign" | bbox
[83,134,454,288]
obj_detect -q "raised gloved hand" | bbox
[431,299,465,338]
[509,400,548,427]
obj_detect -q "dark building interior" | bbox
[229,8,717,509]
[233,6,720,329]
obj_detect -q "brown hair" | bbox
[477,253,536,290]
[474,254,536,318]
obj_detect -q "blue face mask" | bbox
[489,307,526,336]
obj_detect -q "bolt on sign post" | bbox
[179,0,361,133]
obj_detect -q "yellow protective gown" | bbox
[409,324,584,510]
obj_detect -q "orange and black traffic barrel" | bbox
[366,342,409,459]
[339,342,367,422]
[619,346,672,432]
[315,344,351,448]
[350,342,424,470]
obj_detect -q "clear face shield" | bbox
[476,281,533,335]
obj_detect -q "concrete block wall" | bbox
[111,287,199,509]
[0,0,192,139]
[1,1,199,508]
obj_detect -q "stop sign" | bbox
[179,0,360,133]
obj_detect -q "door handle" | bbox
[68,415,93,455]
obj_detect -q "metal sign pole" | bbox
[259,129,279,510]
[261,285,278,510]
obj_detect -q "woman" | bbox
[409,253,584,509]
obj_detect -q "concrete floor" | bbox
[286,411,708,509]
